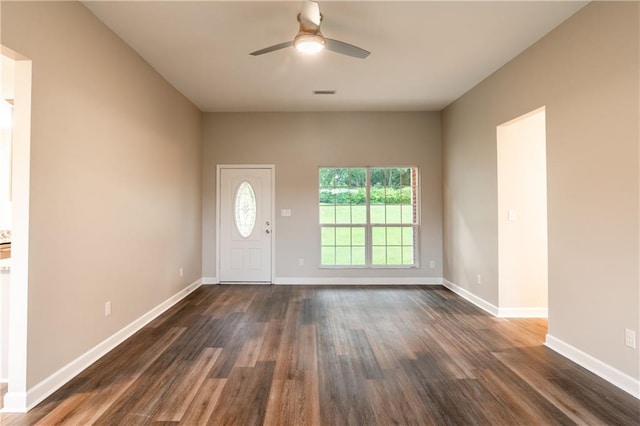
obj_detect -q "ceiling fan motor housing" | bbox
[250,6,369,59]
[294,13,326,53]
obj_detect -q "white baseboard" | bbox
[545,334,640,399]
[273,277,443,285]
[7,276,636,414]
[2,392,27,412]
[442,279,499,316]
[498,307,548,318]
[443,278,639,399]
[201,277,442,285]
[2,279,203,413]
[442,280,547,318]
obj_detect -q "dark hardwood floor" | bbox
[2,285,639,425]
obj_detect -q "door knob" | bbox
[266,221,271,226]
[266,229,271,234]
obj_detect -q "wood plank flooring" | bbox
[2,285,639,425]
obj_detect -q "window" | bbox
[319,167,419,267]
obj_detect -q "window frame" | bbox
[318,166,420,269]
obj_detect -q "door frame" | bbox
[496,106,548,317]
[2,49,32,412]
[216,164,276,284]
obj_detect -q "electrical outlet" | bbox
[477,274,482,285]
[625,329,636,349]
[105,301,111,317]
[179,267,183,277]
[298,258,304,266]
[429,261,436,269]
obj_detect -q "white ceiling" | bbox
[83,1,587,112]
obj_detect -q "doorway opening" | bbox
[1,47,32,413]
[497,107,548,317]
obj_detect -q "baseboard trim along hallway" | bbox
[442,279,500,316]
[2,285,637,424]
[4,279,637,416]
[443,278,638,399]
[274,277,443,285]
[545,334,640,399]
[3,279,203,413]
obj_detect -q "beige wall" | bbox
[2,1,202,387]
[203,112,442,281]
[443,2,639,378]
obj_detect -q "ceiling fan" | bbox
[249,0,370,59]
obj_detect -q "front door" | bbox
[219,167,273,282]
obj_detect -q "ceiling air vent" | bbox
[313,90,336,95]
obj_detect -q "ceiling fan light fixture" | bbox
[294,33,325,54]
[249,1,369,59]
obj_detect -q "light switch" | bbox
[281,209,292,217]
[508,209,517,222]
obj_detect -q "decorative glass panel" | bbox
[235,181,257,238]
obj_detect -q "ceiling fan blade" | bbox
[325,38,370,59]
[249,41,293,56]
[300,0,321,30]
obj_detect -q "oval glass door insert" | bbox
[235,181,257,238]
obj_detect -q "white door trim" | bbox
[3,53,32,413]
[216,164,275,284]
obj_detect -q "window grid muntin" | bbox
[320,224,367,266]
[319,167,420,267]
[370,225,417,266]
